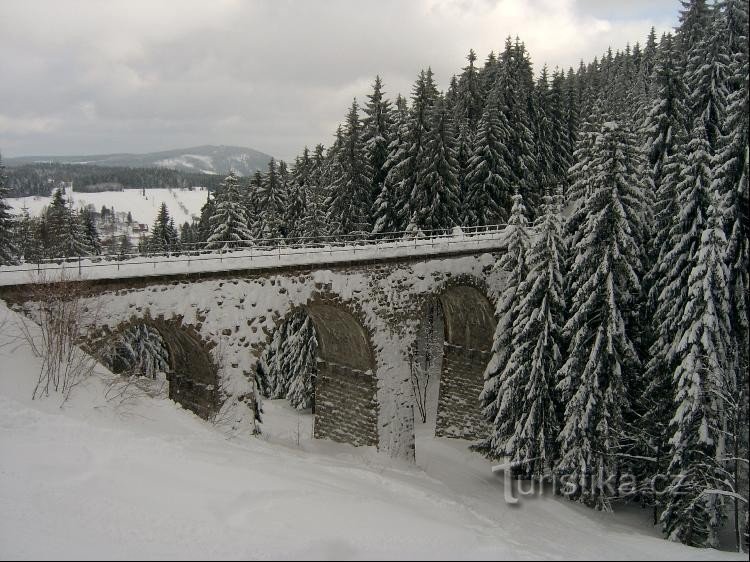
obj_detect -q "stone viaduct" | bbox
[0,242,508,461]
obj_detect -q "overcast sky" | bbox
[1,0,679,161]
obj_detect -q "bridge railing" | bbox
[0,223,511,280]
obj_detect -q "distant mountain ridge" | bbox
[5,145,273,176]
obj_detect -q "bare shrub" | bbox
[409,358,431,424]
[15,269,103,403]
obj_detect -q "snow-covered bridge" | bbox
[0,226,510,459]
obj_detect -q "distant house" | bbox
[133,223,149,233]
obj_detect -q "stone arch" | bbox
[96,315,219,420]
[430,277,496,439]
[258,295,379,448]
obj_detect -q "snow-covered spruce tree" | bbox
[549,70,574,190]
[255,311,318,411]
[276,311,318,411]
[712,41,749,549]
[499,38,540,216]
[481,190,565,478]
[326,99,373,236]
[109,324,170,379]
[206,172,253,249]
[79,208,101,256]
[565,99,604,247]
[685,9,730,154]
[555,119,646,511]
[648,121,711,388]
[456,49,484,133]
[643,33,688,214]
[245,170,264,235]
[44,188,87,258]
[638,123,690,518]
[362,75,393,205]
[659,195,733,548]
[256,326,283,399]
[148,202,179,254]
[636,36,691,485]
[478,193,531,451]
[196,191,216,245]
[299,145,329,242]
[286,149,312,240]
[392,70,439,230]
[373,95,409,236]
[677,0,710,72]
[44,187,69,257]
[463,88,513,226]
[14,207,38,263]
[408,96,461,232]
[255,158,286,241]
[0,156,18,265]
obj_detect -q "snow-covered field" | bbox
[0,301,744,560]
[7,187,210,227]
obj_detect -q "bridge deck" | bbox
[0,229,509,287]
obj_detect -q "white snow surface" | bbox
[0,302,743,560]
[7,187,210,226]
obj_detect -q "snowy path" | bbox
[0,302,743,560]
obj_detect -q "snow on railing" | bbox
[0,224,509,285]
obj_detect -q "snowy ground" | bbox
[0,301,744,560]
[7,187,209,227]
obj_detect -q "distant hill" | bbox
[5,145,273,176]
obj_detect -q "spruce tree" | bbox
[286,149,312,239]
[480,194,531,440]
[149,203,179,253]
[677,0,710,72]
[408,96,461,232]
[326,99,373,236]
[392,70,438,229]
[712,31,749,548]
[299,145,329,242]
[463,88,513,226]
[0,157,18,265]
[555,120,646,511]
[79,208,101,256]
[206,172,254,249]
[277,311,318,410]
[660,196,732,548]
[643,33,688,210]
[685,10,730,153]
[255,158,286,241]
[481,192,564,478]
[456,49,484,131]
[362,76,393,206]
[374,95,410,235]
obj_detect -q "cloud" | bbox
[0,0,677,161]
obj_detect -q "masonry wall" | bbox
[435,343,491,440]
[1,251,505,459]
[314,360,378,447]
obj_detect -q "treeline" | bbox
[4,162,224,197]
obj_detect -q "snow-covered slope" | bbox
[8,187,210,227]
[6,145,272,176]
[0,301,743,560]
